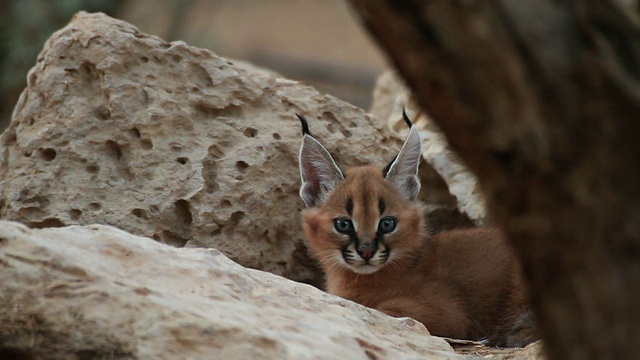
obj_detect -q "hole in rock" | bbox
[175,200,192,227]
[89,203,102,211]
[69,209,82,220]
[194,103,241,119]
[17,206,45,219]
[94,105,111,120]
[39,148,57,161]
[140,56,149,63]
[220,200,232,208]
[141,139,153,150]
[272,133,281,140]
[26,218,65,229]
[86,165,99,174]
[129,128,141,138]
[230,211,245,226]
[223,213,245,236]
[105,141,123,161]
[161,230,188,248]
[243,128,258,138]
[172,55,181,63]
[236,161,249,173]
[78,61,96,77]
[131,208,146,218]
[176,157,188,165]
[322,111,337,122]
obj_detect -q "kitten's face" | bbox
[302,166,425,275]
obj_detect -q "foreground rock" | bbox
[0,221,460,359]
[0,12,406,287]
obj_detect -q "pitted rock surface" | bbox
[0,12,402,287]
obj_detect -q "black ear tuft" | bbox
[384,111,422,201]
[402,108,413,128]
[298,114,344,208]
[296,113,311,136]
[382,110,413,178]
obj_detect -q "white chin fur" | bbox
[348,264,383,275]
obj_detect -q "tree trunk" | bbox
[348,1,640,359]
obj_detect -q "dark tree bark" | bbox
[348,1,640,359]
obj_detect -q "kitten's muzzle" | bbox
[356,243,377,261]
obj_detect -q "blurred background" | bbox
[0,0,387,132]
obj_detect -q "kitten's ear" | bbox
[297,114,344,208]
[384,112,422,201]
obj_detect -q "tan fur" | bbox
[302,166,534,345]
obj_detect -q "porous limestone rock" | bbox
[0,12,405,287]
[371,70,488,225]
[0,220,462,359]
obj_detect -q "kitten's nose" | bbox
[357,244,376,261]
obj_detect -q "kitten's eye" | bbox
[334,218,354,234]
[378,217,397,234]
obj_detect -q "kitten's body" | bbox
[297,114,535,346]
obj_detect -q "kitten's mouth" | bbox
[351,263,383,274]
[341,244,390,274]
